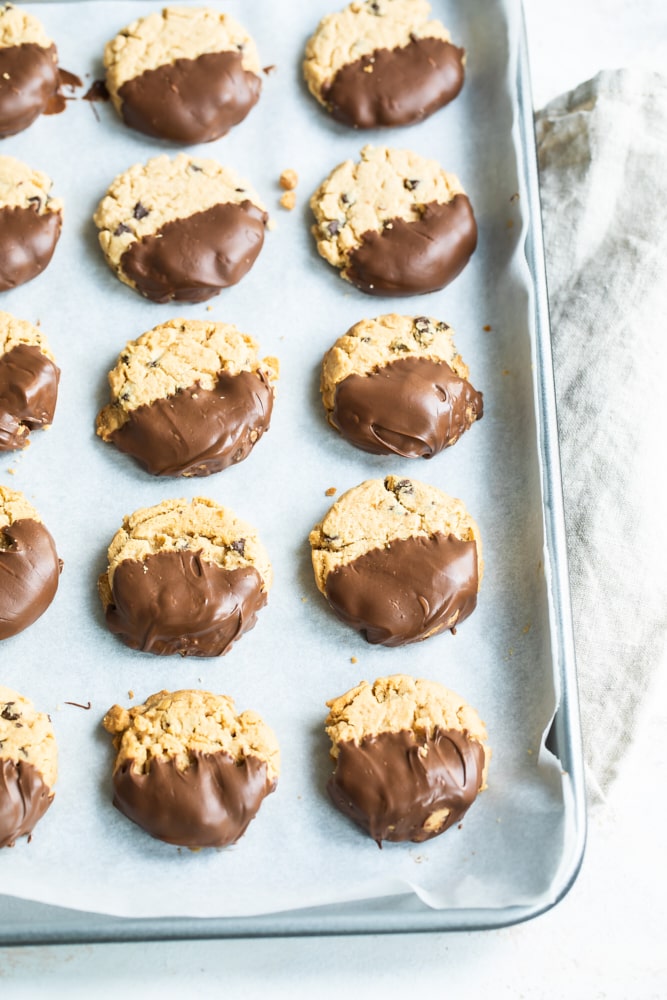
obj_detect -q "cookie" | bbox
[0,485,61,640]
[99,496,272,657]
[309,475,481,646]
[321,313,482,457]
[103,689,279,848]
[104,7,262,144]
[0,5,59,137]
[310,145,476,296]
[0,311,60,451]
[96,319,278,478]
[303,0,464,129]
[0,686,57,847]
[93,153,268,303]
[325,675,489,844]
[0,156,63,292]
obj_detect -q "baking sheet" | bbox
[0,0,579,920]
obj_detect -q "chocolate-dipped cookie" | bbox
[310,145,476,296]
[309,475,482,646]
[0,156,62,291]
[0,5,59,137]
[325,675,489,844]
[99,496,272,657]
[303,0,464,129]
[0,485,61,641]
[321,313,482,457]
[0,686,57,848]
[96,318,278,477]
[104,7,262,144]
[93,153,267,303]
[103,689,279,848]
[0,311,60,451]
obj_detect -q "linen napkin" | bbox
[534,69,667,802]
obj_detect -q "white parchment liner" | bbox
[0,0,576,918]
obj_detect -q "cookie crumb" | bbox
[510,192,520,202]
[325,486,337,497]
[7,468,15,475]
[279,169,298,191]
[279,191,296,211]
[350,656,357,664]
[128,689,135,699]
[483,324,492,332]
[263,65,276,76]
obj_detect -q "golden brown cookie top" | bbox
[0,310,55,361]
[304,0,453,100]
[309,474,482,593]
[0,685,57,789]
[93,153,267,273]
[310,145,464,270]
[104,6,261,99]
[320,313,467,412]
[0,155,62,215]
[325,674,489,759]
[103,688,280,782]
[0,5,53,49]
[0,484,43,529]
[96,318,278,438]
[99,495,272,603]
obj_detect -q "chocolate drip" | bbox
[325,37,464,128]
[111,750,275,847]
[328,727,485,844]
[0,343,60,450]
[110,368,273,477]
[83,79,109,102]
[0,205,62,291]
[0,43,59,136]
[0,518,61,640]
[120,200,266,303]
[330,355,482,457]
[0,758,53,848]
[323,532,478,646]
[345,196,477,296]
[104,551,267,657]
[118,50,261,144]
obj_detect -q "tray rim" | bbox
[0,2,586,945]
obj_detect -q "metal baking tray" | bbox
[0,0,586,943]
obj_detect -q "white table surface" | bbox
[2,2,667,996]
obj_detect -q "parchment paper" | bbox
[0,0,576,919]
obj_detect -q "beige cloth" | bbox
[535,69,667,802]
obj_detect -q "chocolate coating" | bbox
[324,532,478,646]
[111,750,275,847]
[120,200,266,303]
[0,518,61,640]
[109,368,273,477]
[324,37,464,129]
[328,727,485,844]
[345,196,477,296]
[118,50,261,144]
[0,757,54,847]
[0,204,62,291]
[104,550,267,656]
[330,355,483,458]
[0,43,59,137]
[0,342,60,451]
